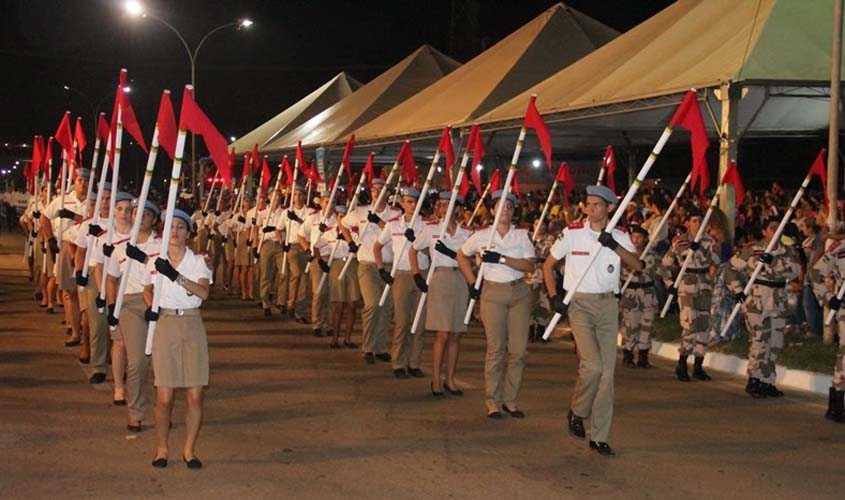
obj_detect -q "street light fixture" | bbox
[124,0,253,199]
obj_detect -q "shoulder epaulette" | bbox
[829,240,842,253]
[474,224,490,231]
[516,224,532,231]
[615,226,628,233]
[743,241,755,248]
[388,215,401,223]
[568,221,584,229]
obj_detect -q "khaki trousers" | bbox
[310,262,330,331]
[274,250,290,307]
[286,247,309,315]
[479,280,532,412]
[568,293,618,443]
[258,240,280,308]
[118,293,151,421]
[359,262,393,354]
[85,271,108,374]
[391,271,425,370]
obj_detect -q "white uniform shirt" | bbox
[256,207,279,243]
[549,222,635,294]
[461,225,535,282]
[377,215,429,271]
[141,248,213,309]
[344,205,400,264]
[414,220,472,269]
[93,229,132,265]
[280,205,309,244]
[106,235,162,295]
[44,191,87,240]
[310,214,346,258]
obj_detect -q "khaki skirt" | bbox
[152,309,209,388]
[224,237,236,261]
[58,245,76,291]
[235,231,251,266]
[426,267,469,333]
[329,258,361,303]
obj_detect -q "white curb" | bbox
[617,335,831,396]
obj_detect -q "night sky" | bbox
[0,0,673,181]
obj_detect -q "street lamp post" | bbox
[62,85,131,133]
[124,0,252,200]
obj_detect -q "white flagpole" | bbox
[97,105,125,312]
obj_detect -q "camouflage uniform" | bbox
[809,240,845,420]
[728,238,800,398]
[527,233,557,341]
[620,252,659,367]
[661,232,720,357]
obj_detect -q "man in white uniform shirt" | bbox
[280,184,311,323]
[542,185,642,457]
[374,187,429,379]
[339,178,400,363]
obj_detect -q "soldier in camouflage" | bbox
[810,237,845,421]
[661,207,720,381]
[728,217,801,398]
[620,225,659,368]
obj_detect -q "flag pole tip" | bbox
[185,84,194,91]
[163,89,171,95]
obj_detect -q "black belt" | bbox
[686,268,709,274]
[753,279,786,289]
[626,281,654,290]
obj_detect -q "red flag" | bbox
[228,147,235,172]
[307,159,323,184]
[489,170,501,192]
[111,70,148,153]
[241,153,251,180]
[30,136,43,178]
[156,90,177,161]
[397,141,417,186]
[97,113,110,142]
[721,160,744,207]
[54,112,73,154]
[522,95,552,170]
[669,90,709,197]
[179,85,232,186]
[602,146,617,194]
[459,171,471,199]
[251,144,261,173]
[73,117,87,153]
[438,127,455,181]
[260,156,271,190]
[340,135,355,179]
[511,171,521,198]
[362,153,375,187]
[295,141,307,175]
[281,156,294,187]
[44,137,54,179]
[556,162,575,208]
[808,148,828,208]
[467,125,485,195]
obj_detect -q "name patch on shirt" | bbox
[572,251,590,256]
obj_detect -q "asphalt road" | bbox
[0,231,842,500]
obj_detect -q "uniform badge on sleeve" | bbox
[607,264,614,274]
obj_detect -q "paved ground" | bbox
[0,231,843,500]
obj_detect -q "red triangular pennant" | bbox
[397,141,417,186]
[808,148,828,208]
[156,90,178,161]
[720,160,745,207]
[179,85,231,186]
[54,112,73,155]
[522,95,552,170]
[602,146,616,194]
[670,90,709,198]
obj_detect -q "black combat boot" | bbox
[745,377,766,399]
[761,382,783,398]
[675,354,690,382]
[622,349,637,368]
[637,349,652,368]
[691,356,711,381]
[826,387,845,422]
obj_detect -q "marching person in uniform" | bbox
[374,187,430,379]
[232,194,256,301]
[410,192,471,397]
[661,207,721,382]
[142,209,212,470]
[728,216,801,398]
[256,190,282,316]
[106,200,161,431]
[299,191,332,337]
[458,189,536,418]
[323,203,361,348]
[815,234,845,421]
[281,184,311,323]
[542,185,641,456]
[340,178,400,364]
[619,225,659,368]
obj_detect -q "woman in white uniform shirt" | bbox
[142,209,212,470]
[457,190,536,419]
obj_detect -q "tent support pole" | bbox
[717,82,740,240]
[829,0,843,227]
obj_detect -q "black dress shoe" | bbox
[443,383,464,396]
[589,440,616,456]
[263,308,271,317]
[78,356,90,364]
[393,368,409,379]
[343,340,358,349]
[152,457,168,468]
[503,406,525,418]
[127,423,142,433]
[431,383,444,397]
[407,368,424,378]
[184,456,203,469]
[113,398,127,406]
[487,410,503,419]
[35,291,44,301]
[568,410,586,439]
[89,372,106,384]
[312,328,324,337]
[364,352,375,364]
[375,353,391,362]
[64,339,80,347]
